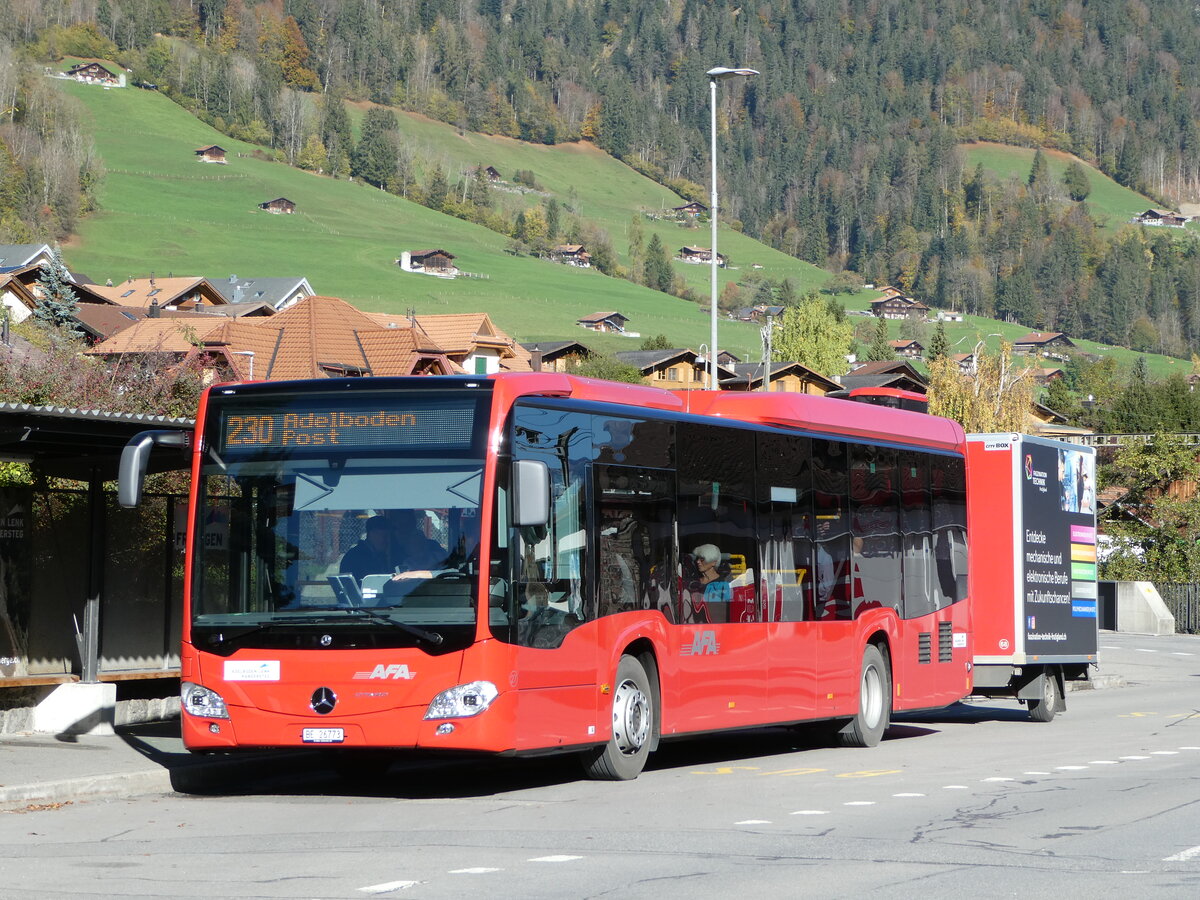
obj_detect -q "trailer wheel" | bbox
[581,655,654,780]
[839,643,891,748]
[1028,671,1061,723]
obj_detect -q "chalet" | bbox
[1133,208,1189,228]
[840,359,928,394]
[677,246,728,267]
[86,276,231,312]
[66,62,120,86]
[259,198,296,214]
[735,304,785,323]
[1013,331,1076,358]
[552,244,591,267]
[870,295,930,319]
[86,295,459,381]
[372,311,532,375]
[721,361,841,394]
[480,166,502,181]
[520,340,593,373]
[937,309,964,322]
[212,275,315,311]
[952,352,976,375]
[0,244,83,324]
[874,285,906,300]
[889,338,925,358]
[399,249,458,278]
[1033,367,1065,385]
[615,349,736,391]
[577,311,629,334]
[195,145,227,164]
[672,201,708,218]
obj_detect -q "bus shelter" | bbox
[0,403,192,734]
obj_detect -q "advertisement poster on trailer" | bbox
[1019,441,1097,656]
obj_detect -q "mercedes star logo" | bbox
[310,686,337,715]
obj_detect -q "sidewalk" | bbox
[0,719,316,810]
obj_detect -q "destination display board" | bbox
[212,393,486,455]
[1018,440,1097,658]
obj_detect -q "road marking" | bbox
[1164,845,1200,862]
[844,801,877,806]
[1120,712,1155,718]
[943,785,969,790]
[761,767,828,777]
[1055,765,1088,770]
[736,820,772,825]
[1151,750,1179,755]
[450,868,501,875]
[1100,645,1119,649]
[1120,755,1149,760]
[1180,746,1200,750]
[791,810,829,815]
[1088,760,1119,765]
[835,769,902,778]
[529,855,583,863]
[692,766,760,775]
[983,776,1014,782]
[893,792,925,798]
[1024,771,1051,775]
[1135,648,1157,653]
[1171,652,1194,656]
[359,881,421,894]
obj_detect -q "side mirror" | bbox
[512,459,549,528]
[119,430,189,508]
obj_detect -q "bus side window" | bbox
[596,465,676,621]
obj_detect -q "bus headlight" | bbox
[424,681,498,719]
[181,681,229,719]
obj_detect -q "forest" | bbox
[5,1,1200,360]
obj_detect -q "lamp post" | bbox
[707,66,758,390]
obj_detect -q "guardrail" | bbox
[1156,583,1200,634]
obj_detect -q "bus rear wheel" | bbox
[581,655,654,780]
[838,643,891,748]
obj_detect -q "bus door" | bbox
[672,424,768,728]
[757,432,820,720]
[500,407,598,751]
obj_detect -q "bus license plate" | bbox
[302,727,344,744]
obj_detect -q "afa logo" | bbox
[353,664,417,680]
[1024,454,1034,480]
[681,630,720,656]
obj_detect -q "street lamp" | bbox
[707,65,758,390]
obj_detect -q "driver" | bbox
[340,511,447,582]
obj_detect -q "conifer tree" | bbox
[643,233,673,293]
[33,249,80,334]
[928,320,950,362]
[867,316,893,361]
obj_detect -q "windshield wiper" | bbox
[337,607,444,646]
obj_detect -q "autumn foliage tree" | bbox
[927,341,1033,432]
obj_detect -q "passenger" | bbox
[692,543,731,606]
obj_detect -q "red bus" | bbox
[120,373,971,779]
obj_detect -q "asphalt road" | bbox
[1,631,1198,899]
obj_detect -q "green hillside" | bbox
[961,142,1172,236]
[57,81,824,361]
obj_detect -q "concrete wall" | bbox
[1116,581,1175,635]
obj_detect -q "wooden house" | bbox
[552,244,591,267]
[66,62,119,85]
[480,166,502,181]
[1132,209,1189,228]
[195,145,227,164]
[577,311,629,334]
[399,249,458,278]
[677,246,728,267]
[870,295,930,319]
[258,198,296,214]
[520,340,593,373]
[1013,331,1076,358]
[889,338,925,358]
[722,362,841,394]
[672,201,708,218]
[615,349,736,391]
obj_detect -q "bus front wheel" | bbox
[839,643,891,748]
[581,655,654,780]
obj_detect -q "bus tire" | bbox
[581,655,654,780]
[1028,671,1061,723]
[838,643,891,748]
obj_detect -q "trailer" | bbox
[966,433,1099,721]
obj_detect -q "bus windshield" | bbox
[191,384,490,653]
